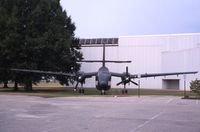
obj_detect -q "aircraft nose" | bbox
[100,81,107,88]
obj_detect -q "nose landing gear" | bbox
[101,90,106,95]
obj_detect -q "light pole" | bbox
[184,74,187,98]
[138,74,141,98]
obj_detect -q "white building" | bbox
[79,33,200,90]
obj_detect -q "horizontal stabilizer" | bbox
[79,60,132,63]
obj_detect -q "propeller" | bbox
[116,66,138,86]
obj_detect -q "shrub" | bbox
[190,79,200,96]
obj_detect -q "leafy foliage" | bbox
[0,0,82,91]
[190,79,200,96]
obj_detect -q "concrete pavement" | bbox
[0,95,200,132]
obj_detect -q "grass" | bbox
[0,86,198,98]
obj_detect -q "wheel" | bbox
[125,89,128,94]
[82,89,85,94]
[122,89,124,94]
[78,89,81,93]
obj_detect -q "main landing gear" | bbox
[78,88,85,94]
[79,84,85,94]
[122,84,128,95]
[74,83,85,94]
[122,89,128,94]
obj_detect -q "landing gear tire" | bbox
[79,89,84,94]
[79,89,81,93]
[82,89,85,94]
[125,89,128,94]
[122,89,128,95]
[122,89,124,94]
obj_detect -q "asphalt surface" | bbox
[0,95,200,132]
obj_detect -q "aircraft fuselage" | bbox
[96,66,111,91]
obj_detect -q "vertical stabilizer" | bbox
[103,43,106,67]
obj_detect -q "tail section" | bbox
[79,43,132,66]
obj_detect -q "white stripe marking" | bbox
[166,98,174,104]
[16,114,45,119]
[129,111,164,132]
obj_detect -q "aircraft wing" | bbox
[110,72,125,77]
[11,68,76,77]
[11,68,97,78]
[82,72,97,78]
[111,71,198,78]
[131,71,198,78]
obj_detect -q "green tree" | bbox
[0,0,82,91]
[0,0,17,88]
[190,79,200,96]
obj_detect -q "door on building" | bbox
[162,79,180,90]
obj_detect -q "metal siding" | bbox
[162,48,200,90]
[80,33,200,89]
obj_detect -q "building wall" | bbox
[162,47,200,90]
[80,33,200,90]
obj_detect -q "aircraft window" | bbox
[85,39,90,44]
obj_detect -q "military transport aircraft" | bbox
[12,44,198,95]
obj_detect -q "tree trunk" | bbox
[14,81,18,91]
[3,81,8,88]
[24,80,33,92]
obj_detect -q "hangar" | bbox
[79,33,200,90]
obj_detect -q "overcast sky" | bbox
[60,0,200,38]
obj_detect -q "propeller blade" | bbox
[75,82,79,90]
[130,80,138,86]
[117,81,124,86]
